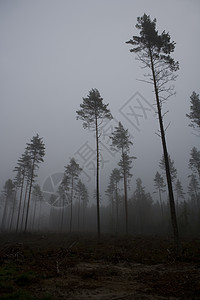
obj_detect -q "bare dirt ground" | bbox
[0,233,200,299]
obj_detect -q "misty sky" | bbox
[0,0,200,201]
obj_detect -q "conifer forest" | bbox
[0,2,200,299]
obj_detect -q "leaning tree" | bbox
[126,14,180,249]
[76,88,112,237]
[159,154,177,185]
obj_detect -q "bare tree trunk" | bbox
[10,189,17,231]
[124,174,128,235]
[95,117,101,238]
[20,179,29,231]
[69,177,74,233]
[83,204,86,231]
[115,187,119,235]
[121,149,128,235]
[32,199,37,231]
[60,207,64,232]
[158,188,164,220]
[24,159,35,232]
[38,199,42,231]
[111,194,115,233]
[115,189,119,235]
[1,197,9,231]
[78,195,81,232]
[16,175,25,232]
[149,49,180,252]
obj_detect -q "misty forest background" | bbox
[1,90,199,237]
[1,7,200,238]
[1,93,199,237]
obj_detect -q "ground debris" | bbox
[0,233,199,299]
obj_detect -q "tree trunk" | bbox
[111,193,115,233]
[1,197,9,230]
[124,173,128,234]
[78,195,81,232]
[20,179,29,231]
[158,188,164,220]
[95,117,101,238]
[115,185,119,235]
[38,199,42,231]
[83,204,86,231]
[32,199,37,231]
[24,158,35,232]
[60,206,64,232]
[69,177,74,233]
[10,188,17,231]
[16,174,25,232]
[149,48,180,252]
[122,149,128,234]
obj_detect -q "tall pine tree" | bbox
[76,88,112,237]
[126,13,180,249]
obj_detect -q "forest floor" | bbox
[0,233,200,299]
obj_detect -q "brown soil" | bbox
[0,233,200,299]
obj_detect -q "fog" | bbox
[0,1,200,234]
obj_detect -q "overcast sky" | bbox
[0,0,199,201]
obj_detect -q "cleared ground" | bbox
[0,233,199,299]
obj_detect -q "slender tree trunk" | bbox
[122,149,128,234]
[83,204,86,231]
[115,186,119,235]
[38,199,42,231]
[69,177,74,233]
[111,194,115,233]
[7,208,12,232]
[1,197,9,230]
[78,195,81,232]
[20,179,29,231]
[95,117,101,238]
[16,174,25,232]
[24,159,35,232]
[149,48,180,251]
[124,174,128,234]
[176,193,179,210]
[60,206,64,232]
[32,199,37,231]
[10,189,18,231]
[158,188,164,220]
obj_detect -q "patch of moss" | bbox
[0,264,17,292]
[0,290,34,300]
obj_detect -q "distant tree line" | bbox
[1,134,45,232]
